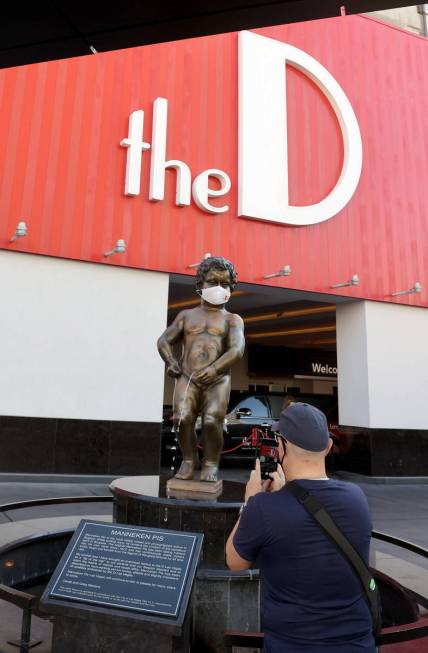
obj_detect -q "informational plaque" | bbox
[47,520,203,618]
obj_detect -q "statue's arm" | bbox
[192,314,245,385]
[157,311,186,377]
[213,314,245,375]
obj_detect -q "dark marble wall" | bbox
[114,494,240,566]
[0,415,161,475]
[334,426,373,475]
[337,425,428,476]
[370,429,428,476]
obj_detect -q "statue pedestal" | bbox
[109,475,240,564]
[109,475,260,652]
[166,477,222,500]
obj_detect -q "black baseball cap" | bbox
[272,402,329,452]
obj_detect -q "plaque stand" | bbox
[41,597,191,653]
[40,519,202,653]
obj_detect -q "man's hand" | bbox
[192,365,218,386]
[166,361,181,378]
[245,461,285,501]
[267,464,286,493]
[245,459,269,502]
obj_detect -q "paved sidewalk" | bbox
[0,470,427,547]
[334,472,428,549]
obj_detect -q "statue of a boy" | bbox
[157,257,245,482]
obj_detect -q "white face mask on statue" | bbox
[198,286,231,305]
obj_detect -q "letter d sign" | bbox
[238,31,362,226]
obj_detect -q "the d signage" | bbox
[121,30,362,226]
[238,30,363,226]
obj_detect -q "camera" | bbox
[256,423,279,479]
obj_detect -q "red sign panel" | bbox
[0,15,427,306]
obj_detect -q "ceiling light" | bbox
[169,290,247,310]
[308,338,337,346]
[247,325,336,339]
[243,305,335,324]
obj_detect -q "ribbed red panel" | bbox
[0,15,427,306]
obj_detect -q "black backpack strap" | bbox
[286,481,382,640]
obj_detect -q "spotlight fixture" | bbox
[264,265,291,279]
[103,239,126,257]
[188,252,212,269]
[10,221,28,242]
[390,282,422,297]
[331,274,359,288]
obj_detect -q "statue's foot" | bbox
[175,459,196,480]
[200,463,219,483]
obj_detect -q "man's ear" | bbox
[326,437,333,455]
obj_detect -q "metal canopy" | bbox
[0,1,417,69]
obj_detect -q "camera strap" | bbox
[285,481,382,642]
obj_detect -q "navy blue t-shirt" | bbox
[233,479,376,653]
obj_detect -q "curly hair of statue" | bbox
[195,256,238,291]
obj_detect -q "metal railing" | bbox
[0,585,41,652]
[0,495,113,516]
[0,497,428,650]
[0,495,113,651]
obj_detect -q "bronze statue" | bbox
[157,257,245,482]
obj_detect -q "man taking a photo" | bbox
[226,402,376,653]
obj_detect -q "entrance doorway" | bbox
[161,274,358,472]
